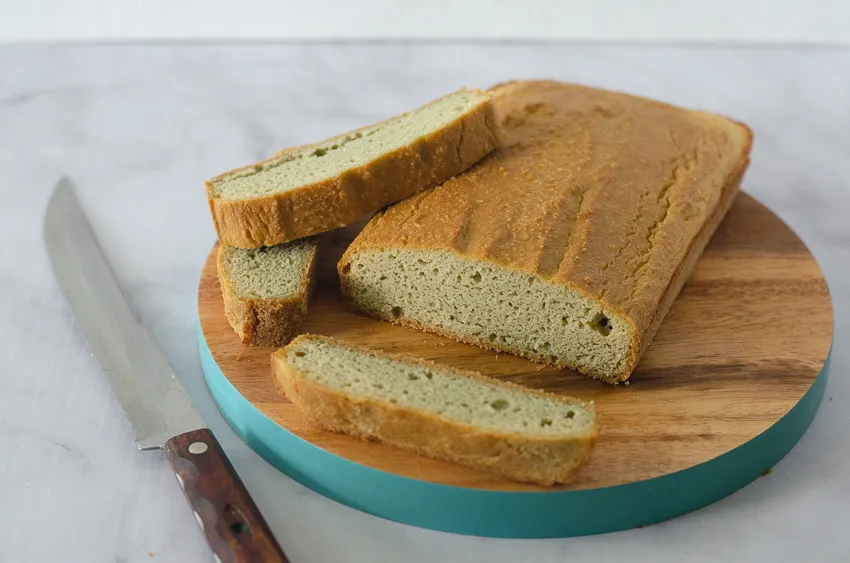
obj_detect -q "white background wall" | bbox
[2,0,850,44]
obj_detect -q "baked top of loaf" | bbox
[209,90,490,200]
[340,80,752,381]
[273,334,597,484]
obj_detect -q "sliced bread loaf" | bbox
[217,238,320,347]
[272,334,598,485]
[207,89,502,249]
[339,80,753,383]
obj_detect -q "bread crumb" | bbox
[761,468,772,477]
[624,381,630,386]
[277,334,595,482]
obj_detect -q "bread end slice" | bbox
[206,88,502,248]
[217,238,321,347]
[272,334,598,486]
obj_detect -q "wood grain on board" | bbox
[198,193,833,493]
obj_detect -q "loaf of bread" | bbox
[217,238,320,347]
[272,334,598,485]
[206,89,502,249]
[339,80,753,383]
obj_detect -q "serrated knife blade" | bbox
[44,177,205,449]
[44,177,288,563]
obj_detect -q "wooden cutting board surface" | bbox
[197,193,833,493]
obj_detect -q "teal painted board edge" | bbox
[198,325,830,538]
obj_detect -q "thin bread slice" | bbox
[339,80,753,384]
[207,89,502,249]
[272,334,598,485]
[217,238,320,347]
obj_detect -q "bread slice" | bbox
[206,89,502,249]
[217,238,320,347]
[272,334,598,485]
[339,80,753,384]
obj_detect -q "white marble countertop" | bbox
[1,44,848,563]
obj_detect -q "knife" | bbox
[44,177,289,563]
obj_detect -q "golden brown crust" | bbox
[633,145,750,363]
[206,91,503,249]
[216,242,321,347]
[272,334,598,485]
[339,80,753,382]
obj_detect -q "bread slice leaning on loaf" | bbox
[339,80,754,384]
[207,89,502,249]
[272,334,598,485]
[217,238,320,347]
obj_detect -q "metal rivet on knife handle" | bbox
[189,441,209,454]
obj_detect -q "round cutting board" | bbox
[197,193,833,538]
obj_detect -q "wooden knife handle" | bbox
[164,428,289,563]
